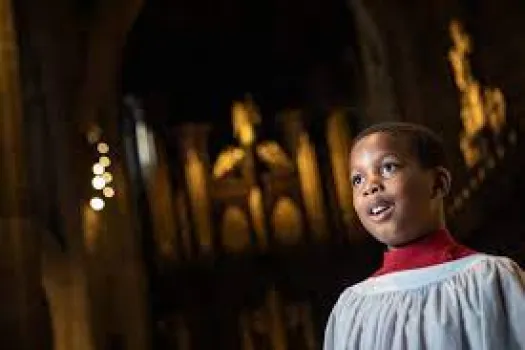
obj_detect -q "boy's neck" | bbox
[387,225,446,250]
[373,228,477,277]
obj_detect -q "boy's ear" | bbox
[432,167,451,198]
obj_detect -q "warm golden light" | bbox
[232,102,254,146]
[248,187,267,247]
[232,100,260,146]
[448,19,506,168]
[327,111,353,229]
[212,147,245,178]
[92,163,104,175]
[255,141,293,171]
[297,133,327,239]
[460,133,480,167]
[97,142,109,154]
[92,176,106,190]
[221,206,251,253]
[485,88,506,134]
[99,156,111,167]
[90,197,105,211]
[102,172,113,183]
[271,197,303,245]
[103,187,115,198]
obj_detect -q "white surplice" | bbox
[324,254,525,350]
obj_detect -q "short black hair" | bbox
[352,122,448,169]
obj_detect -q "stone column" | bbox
[0,0,45,348]
[177,124,214,255]
[280,111,328,240]
[326,110,355,234]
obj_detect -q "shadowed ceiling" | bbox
[122,0,359,126]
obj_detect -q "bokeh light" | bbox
[92,176,106,190]
[90,197,105,211]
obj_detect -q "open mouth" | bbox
[367,200,394,222]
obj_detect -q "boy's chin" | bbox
[373,230,434,248]
[369,228,417,248]
[379,237,411,248]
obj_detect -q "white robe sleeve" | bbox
[323,308,337,350]
[323,288,354,350]
[482,257,525,349]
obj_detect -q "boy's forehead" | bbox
[350,132,416,166]
[350,132,415,163]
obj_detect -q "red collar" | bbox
[372,229,476,277]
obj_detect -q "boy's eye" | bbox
[381,162,398,177]
[351,174,363,187]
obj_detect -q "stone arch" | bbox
[221,206,251,253]
[271,197,303,245]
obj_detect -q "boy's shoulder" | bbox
[334,253,522,303]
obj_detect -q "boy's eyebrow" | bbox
[368,150,403,161]
[381,152,402,159]
[349,151,405,172]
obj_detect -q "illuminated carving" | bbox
[256,141,294,172]
[448,19,506,168]
[221,206,251,253]
[485,87,505,134]
[212,96,297,251]
[213,98,293,179]
[233,100,260,146]
[213,146,245,178]
[271,197,303,245]
[459,133,481,168]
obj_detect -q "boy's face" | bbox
[349,132,443,247]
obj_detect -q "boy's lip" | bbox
[367,198,395,222]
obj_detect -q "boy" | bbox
[324,122,525,350]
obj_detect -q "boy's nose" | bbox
[363,179,384,196]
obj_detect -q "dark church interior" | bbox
[2,0,525,348]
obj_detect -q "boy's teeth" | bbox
[372,206,386,215]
